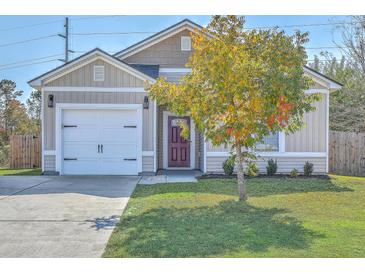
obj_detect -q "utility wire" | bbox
[0,16,121,33]
[71,31,157,36]
[0,19,63,32]
[0,59,60,71]
[0,54,64,68]
[0,34,58,48]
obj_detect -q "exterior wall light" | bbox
[48,94,54,108]
[143,96,149,109]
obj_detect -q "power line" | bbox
[0,54,64,68]
[71,31,157,36]
[70,15,122,21]
[0,16,121,33]
[243,20,358,30]
[0,59,60,71]
[0,19,63,32]
[0,34,58,48]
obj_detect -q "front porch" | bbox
[139,170,202,184]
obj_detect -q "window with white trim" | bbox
[181,36,192,51]
[255,132,279,151]
[93,65,105,81]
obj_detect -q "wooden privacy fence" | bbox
[9,135,41,169]
[329,131,365,176]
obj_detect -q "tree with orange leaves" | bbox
[148,16,320,201]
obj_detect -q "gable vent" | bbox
[94,65,105,81]
[181,36,191,51]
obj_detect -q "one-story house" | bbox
[28,19,342,175]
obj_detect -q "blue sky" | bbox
[0,15,348,101]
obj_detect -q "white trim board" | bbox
[162,110,195,170]
[206,151,327,158]
[44,150,56,156]
[142,151,154,156]
[41,87,45,172]
[159,68,192,73]
[55,103,143,175]
[43,87,147,93]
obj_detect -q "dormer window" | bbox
[93,65,105,81]
[181,36,191,51]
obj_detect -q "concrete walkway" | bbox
[0,176,139,258]
[139,170,200,185]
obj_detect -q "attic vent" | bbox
[181,36,191,51]
[93,65,105,81]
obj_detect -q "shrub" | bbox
[304,161,314,176]
[222,155,235,176]
[266,158,278,176]
[246,162,259,177]
[290,168,299,178]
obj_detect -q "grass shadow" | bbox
[134,177,353,199]
[103,201,324,257]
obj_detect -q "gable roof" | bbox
[114,19,204,59]
[304,65,343,89]
[28,48,156,88]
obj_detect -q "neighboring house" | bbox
[28,19,342,175]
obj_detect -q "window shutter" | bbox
[94,65,105,81]
[181,36,191,51]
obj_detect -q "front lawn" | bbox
[0,168,41,176]
[103,175,365,258]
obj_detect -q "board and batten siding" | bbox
[123,29,193,68]
[45,59,145,88]
[42,90,155,172]
[285,94,327,152]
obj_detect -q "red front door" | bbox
[168,116,190,167]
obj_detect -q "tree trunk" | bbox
[235,143,248,201]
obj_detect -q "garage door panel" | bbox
[63,110,99,124]
[101,110,137,126]
[63,127,98,142]
[63,160,99,175]
[100,159,137,175]
[100,128,137,143]
[101,144,137,158]
[64,143,98,158]
[62,108,140,175]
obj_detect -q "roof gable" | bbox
[114,19,203,60]
[28,48,156,88]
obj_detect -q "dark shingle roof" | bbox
[130,64,160,79]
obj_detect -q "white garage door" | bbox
[62,109,139,175]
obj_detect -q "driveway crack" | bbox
[0,178,54,201]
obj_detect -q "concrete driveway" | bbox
[0,176,139,258]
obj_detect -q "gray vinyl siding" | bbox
[45,59,144,87]
[42,91,155,172]
[44,155,56,171]
[200,134,205,171]
[206,92,328,153]
[206,156,326,174]
[142,156,154,172]
[159,71,189,83]
[285,94,327,152]
[123,29,193,68]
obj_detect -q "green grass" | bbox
[0,168,41,176]
[103,175,365,258]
